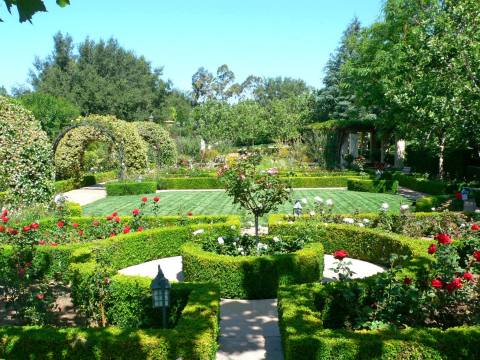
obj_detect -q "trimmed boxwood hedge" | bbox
[0,282,220,360]
[106,181,157,196]
[347,179,399,194]
[278,282,480,360]
[55,171,118,193]
[181,241,324,299]
[392,173,448,195]
[415,194,462,212]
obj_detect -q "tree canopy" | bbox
[1,0,69,23]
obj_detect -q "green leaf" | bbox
[56,0,70,7]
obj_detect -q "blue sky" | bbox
[0,0,383,92]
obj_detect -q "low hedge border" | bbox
[106,181,157,196]
[156,176,368,190]
[55,171,118,193]
[392,173,448,195]
[0,281,220,359]
[347,179,399,194]
[416,195,463,212]
[278,282,480,360]
[0,191,7,206]
[181,241,324,299]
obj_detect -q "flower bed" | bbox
[347,179,399,194]
[181,240,324,299]
[0,282,220,359]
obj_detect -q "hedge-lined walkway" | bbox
[63,184,106,205]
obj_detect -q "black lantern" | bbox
[151,265,171,328]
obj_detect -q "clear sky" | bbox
[0,0,383,93]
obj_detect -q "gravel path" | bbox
[63,184,106,206]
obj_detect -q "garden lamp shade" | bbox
[151,265,171,308]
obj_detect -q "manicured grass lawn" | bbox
[82,189,410,223]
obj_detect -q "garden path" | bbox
[117,254,384,360]
[63,184,106,206]
[398,186,427,201]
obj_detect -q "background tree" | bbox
[30,32,169,121]
[254,77,310,103]
[18,92,80,140]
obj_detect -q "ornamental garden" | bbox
[2,1,480,358]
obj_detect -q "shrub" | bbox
[157,177,222,190]
[415,195,461,212]
[0,282,220,360]
[0,191,7,206]
[65,201,82,217]
[347,179,399,194]
[278,283,480,360]
[286,176,365,188]
[55,171,119,193]
[0,96,55,208]
[106,181,157,196]
[181,241,324,299]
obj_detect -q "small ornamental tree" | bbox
[219,153,290,238]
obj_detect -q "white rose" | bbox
[343,217,355,224]
[301,198,308,204]
[363,218,370,223]
[309,210,316,216]
[314,196,323,203]
[217,237,224,245]
[400,204,409,210]
[381,203,389,210]
[431,207,436,212]
[357,223,365,227]
[192,229,205,235]
[326,199,333,206]
[273,236,280,243]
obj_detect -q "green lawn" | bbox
[82,189,410,223]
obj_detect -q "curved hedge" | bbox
[134,121,177,167]
[0,96,55,207]
[106,181,157,196]
[181,241,324,299]
[55,115,148,179]
[347,179,399,194]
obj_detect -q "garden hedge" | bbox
[181,241,324,299]
[0,282,220,360]
[55,171,118,193]
[66,201,83,217]
[156,175,367,190]
[106,181,158,196]
[347,179,399,194]
[392,173,448,195]
[278,283,480,360]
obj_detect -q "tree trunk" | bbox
[254,215,259,240]
[438,135,446,180]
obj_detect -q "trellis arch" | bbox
[54,115,148,180]
[133,121,177,167]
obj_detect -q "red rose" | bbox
[93,220,100,226]
[50,242,58,247]
[18,268,25,277]
[57,220,65,228]
[431,279,444,289]
[471,224,480,231]
[153,196,160,203]
[2,216,9,223]
[36,293,44,300]
[187,211,193,217]
[463,272,473,281]
[31,223,39,230]
[110,232,116,238]
[403,277,412,285]
[38,240,46,246]
[7,228,18,235]
[333,249,348,261]
[132,208,140,216]
[22,225,31,232]
[137,227,143,232]
[428,243,437,254]
[115,216,120,223]
[112,212,118,217]
[0,225,4,232]
[455,191,462,200]
[434,233,452,245]
[106,215,113,221]
[1,209,7,217]
[142,197,148,203]
[473,251,480,262]
[78,230,84,236]
[72,223,79,228]
[446,278,462,292]
[122,226,130,234]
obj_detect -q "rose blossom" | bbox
[112,212,118,217]
[36,293,45,300]
[133,208,140,216]
[434,233,452,245]
[142,197,148,202]
[72,223,79,228]
[115,216,120,223]
[50,242,58,247]
[463,272,473,281]
[473,250,480,262]
[153,196,160,202]
[137,227,143,232]
[431,279,443,289]
[187,211,193,217]
[57,220,65,228]
[471,224,480,231]
[31,223,39,230]
[403,277,412,285]
[38,240,46,246]
[22,225,31,232]
[123,226,131,234]
[0,225,4,232]
[428,243,437,254]
[446,278,462,292]
[333,249,348,261]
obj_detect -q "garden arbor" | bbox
[303,119,406,169]
[54,115,148,180]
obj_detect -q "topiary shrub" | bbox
[55,115,148,180]
[0,96,55,208]
[106,181,157,196]
[134,121,177,167]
